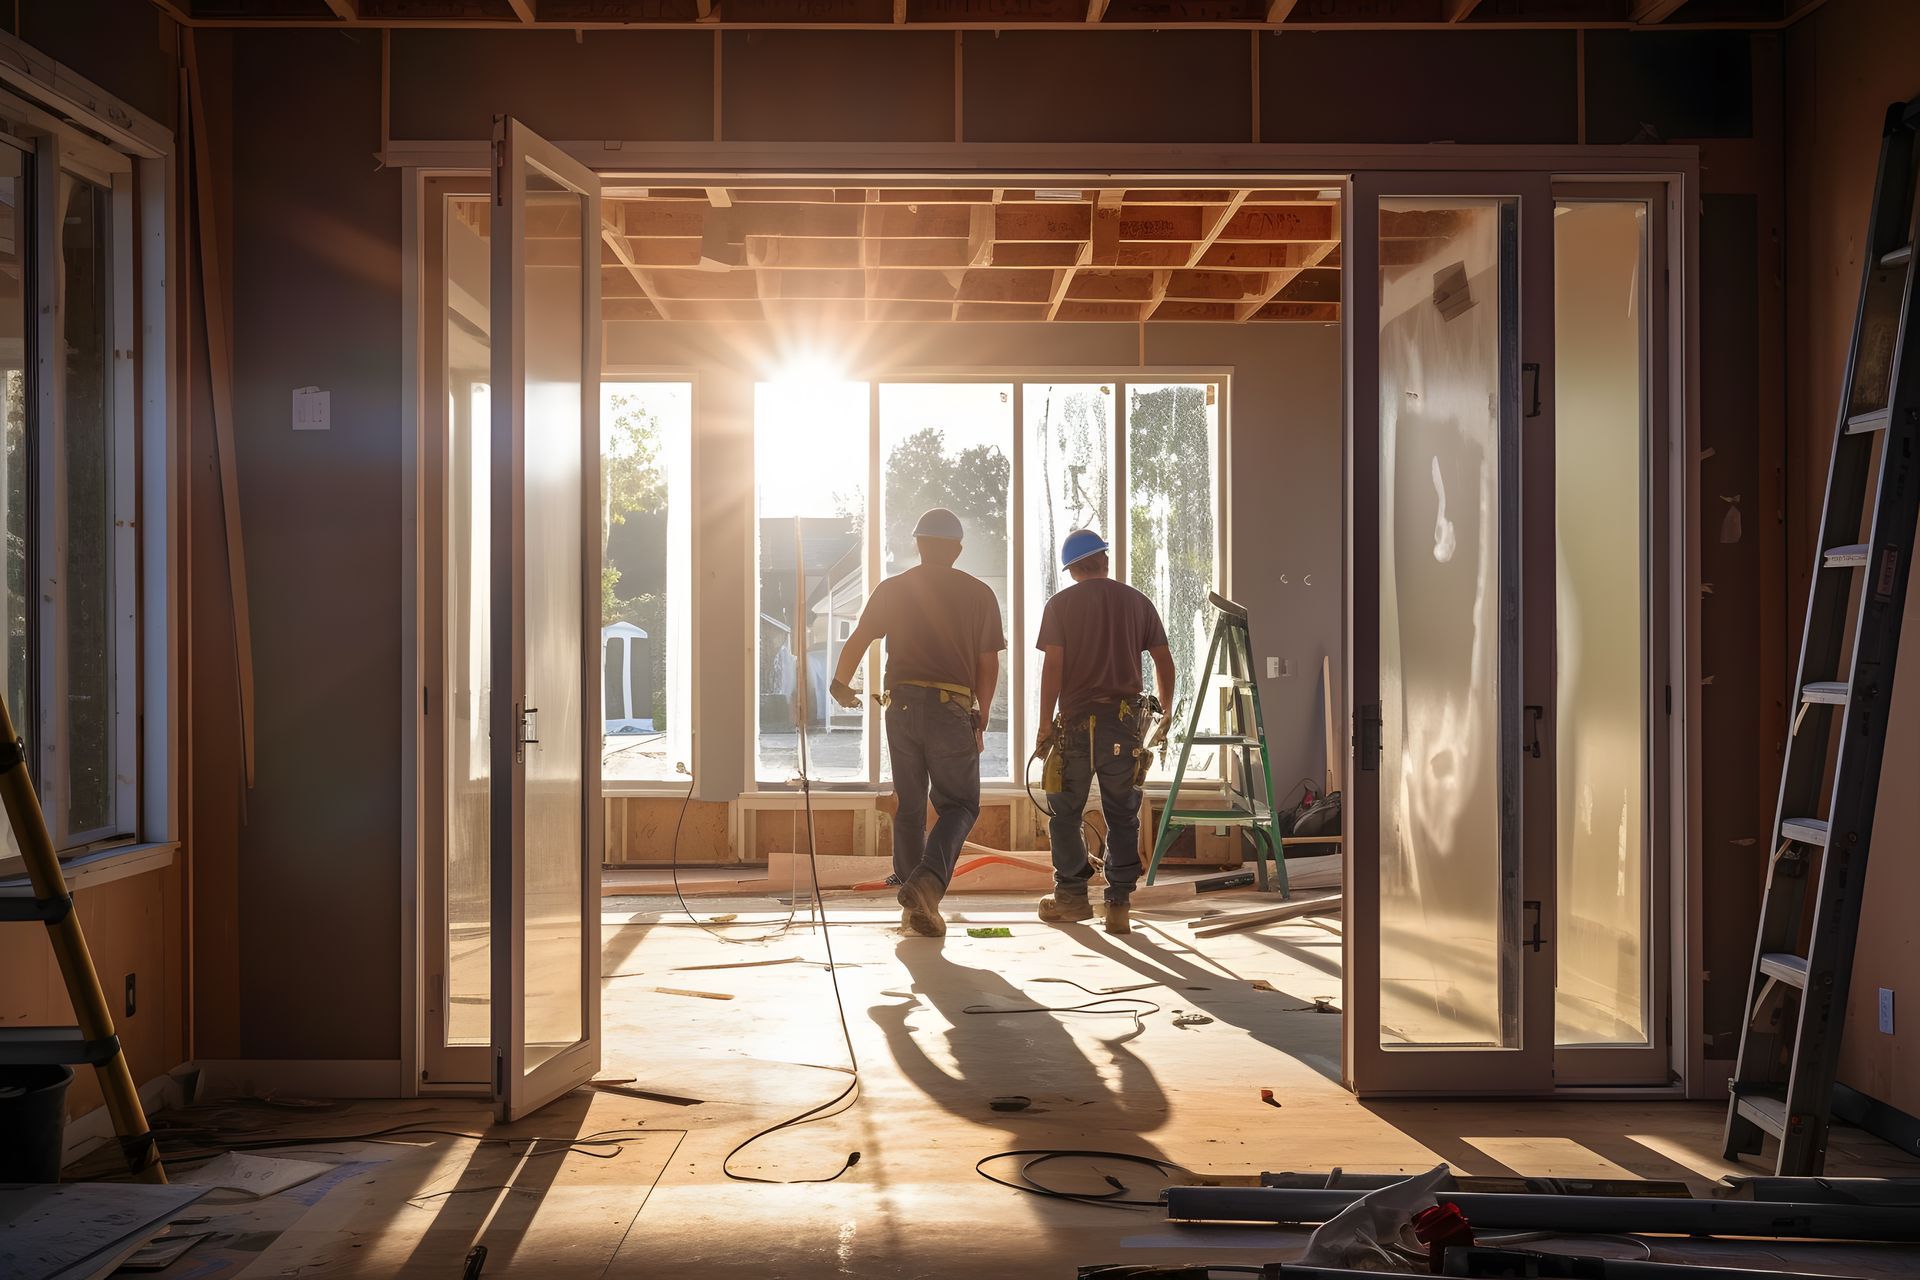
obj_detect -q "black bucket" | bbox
[0,1064,73,1181]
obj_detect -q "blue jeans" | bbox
[1047,701,1145,904]
[885,684,981,899]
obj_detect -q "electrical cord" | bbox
[721,534,861,1186]
[1024,743,1106,865]
[975,1149,1193,1211]
[666,763,803,944]
[962,994,1163,1036]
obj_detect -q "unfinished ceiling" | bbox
[462,186,1363,324]
[154,0,1823,30]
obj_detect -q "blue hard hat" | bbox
[912,507,964,541]
[1061,528,1109,568]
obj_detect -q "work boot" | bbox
[896,875,947,938]
[1037,894,1095,924]
[1104,900,1131,935]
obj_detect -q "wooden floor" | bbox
[103,889,1920,1278]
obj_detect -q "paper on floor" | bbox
[178,1151,336,1198]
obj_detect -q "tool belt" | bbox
[876,678,975,711]
[1041,696,1162,791]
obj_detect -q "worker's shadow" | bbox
[1074,924,1343,1083]
[870,939,1171,1144]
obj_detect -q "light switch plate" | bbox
[1880,988,1895,1035]
[1266,656,1279,679]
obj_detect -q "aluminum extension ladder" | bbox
[1143,593,1289,896]
[0,690,164,1182]
[1723,95,1920,1176]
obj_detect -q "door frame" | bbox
[396,144,1701,1101]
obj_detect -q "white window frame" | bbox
[598,368,697,797]
[746,368,1230,794]
[0,42,175,864]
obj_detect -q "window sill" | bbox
[0,840,178,894]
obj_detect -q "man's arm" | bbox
[972,650,999,753]
[1149,644,1176,714]
[1037,644,1064,751]
[829,607,886,707]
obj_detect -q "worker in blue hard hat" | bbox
[828,506,1005,938]
[1033,528,1175,936]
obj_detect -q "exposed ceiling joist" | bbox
[1265,0,1298,21]
[1087,0,1111,19]
[321,0,359,18]
[1233,239,1337,322]
[505,0,536,21]
[1630,0,1690,21]
[1445,0,1483,19]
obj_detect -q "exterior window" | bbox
[601,380,692,784]
[752,376,1223,788]
[60,174,117,841]
[754,378,869,784]
[0,146,30,791]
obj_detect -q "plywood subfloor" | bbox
[107,890,1920,1278]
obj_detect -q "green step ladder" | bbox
[1144,593,1289,897]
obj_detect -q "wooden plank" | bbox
[1322,655,1340,794]
[1235,238,1338,321]
[995,203,1092,242]
[323,0,361,17]
[624,238,704,267]
[967,203,995,267]
[1147,299,1237,322]
[957,269,1052,304]
[604,297,664,322]
[1270,265,1340,303]
[959,301,1053,322]
[183,32,257,786]
[1089,191,1124,265]
[1251,301,1340,322]
[1120,205,1205,242]
[1066,270,1154,303]
[601,218,677,321]
[868,268,961,302]
[1192,891,1342,939]
[505,0,536,19]
[646,267,760,300]
[1218,203,1337,242]
[1629,0,1689,19]
[1054,299,1147,322]
[755,267,865,300]
[1265,0,1299,18]
[1445,0,1483,18]
[1198,241,1333,270]
[746,236,861,269]
[1087,0,1111,17]
[1163,269,1269,301]
[864,203,973,239]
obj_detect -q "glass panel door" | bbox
[490,118,602,1120]
[1552,192,1669,1086]
[1347,174,1557,1094]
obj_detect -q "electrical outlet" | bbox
[1880,988,1896,1035]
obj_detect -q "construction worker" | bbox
[829,507,1004,938]
[1034,529,1175,936]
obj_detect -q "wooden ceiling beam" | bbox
[1265,0,1298,20]
[600,213,674,322]
[1087,0,1111,19]
[506,0,536,21]
[322,0,361,18]
[1629,0,1690,20]
[1233,239,1338,321]
[1444,0,1483,19]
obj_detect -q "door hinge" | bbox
[1354,703,1382,773]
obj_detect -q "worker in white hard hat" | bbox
[1033,528,1175,936]
[829,506,1005,938]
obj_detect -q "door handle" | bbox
[1522,362,1543,418]
[1523,900,1545,952]
[1525,705,1544,759]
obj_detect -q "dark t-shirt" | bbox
[863,564,1006,694]
[1035,577,1169,717]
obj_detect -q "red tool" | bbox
[1411,1201,1474,1273]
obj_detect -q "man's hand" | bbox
[1034,723,1055,757]
[829,678,861,709]
[974,707,988,755]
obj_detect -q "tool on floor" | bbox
[1144,594,1288,895]
[1722,92,1920,1178]
[0,690,165,1182]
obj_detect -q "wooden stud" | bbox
[183,32,258,786]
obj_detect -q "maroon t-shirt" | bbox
[1036,577,1168,718]
[864,564,1006,694]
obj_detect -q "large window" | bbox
[600,379,693,784]
[754,376,1222,788]
[0,137,144,858]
